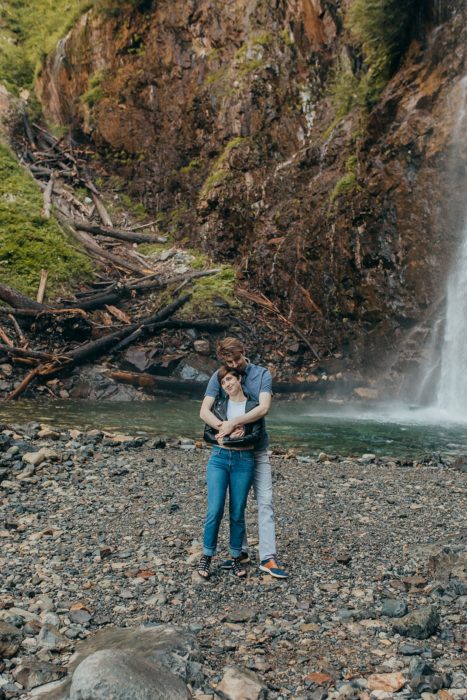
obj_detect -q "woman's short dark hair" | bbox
[218,365,242,382]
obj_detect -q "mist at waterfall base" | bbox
[2,397,467,458]
[417,75,467,419]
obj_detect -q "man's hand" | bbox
[215,420,237,438]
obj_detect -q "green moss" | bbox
[346,155,358,172]
[199,137,248,199]
[178,266,238,318]
[118,193,147,221]
[0,0,93,94]
[281,27,294,47]
[329,153,361,203]
[251,31,273,47]
[81,70,106,108]
[0,143,92,299]
[205,31,275,93]
[180,159,200,175]
[330,172,358,202]
[185,250,208,270]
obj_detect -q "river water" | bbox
[2,397,467,458]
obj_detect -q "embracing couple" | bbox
[197,337,288,581]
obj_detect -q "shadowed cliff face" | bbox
[36,0,467,384]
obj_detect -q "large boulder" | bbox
[392,606,440,639]
[69,649,191,700]
[34,625,201,700]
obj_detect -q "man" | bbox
[200,337,287,579]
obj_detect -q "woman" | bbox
[198,366,264,579]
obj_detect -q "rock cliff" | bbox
[36,0,467,390]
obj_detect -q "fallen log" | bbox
[22,111,36,149]
[147,319,229,332]
[0,326,14,347]
[74,221,167,245]
[7,366,44,401]
[42,177,54,218]
[0,283,47,310]
[129,268,221,292]
[106,370,330,397]
[91,191,113,228]
[0,344,66,361]
[62,284,131,312]
[30,165,75,179]
[6,294,192,400]
[59,217,151,276]
[8,315,28,347]
[36,269,49,303]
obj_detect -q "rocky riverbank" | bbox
[0,424,466,700]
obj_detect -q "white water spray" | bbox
[436,76,467,416]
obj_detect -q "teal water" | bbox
[1,398,467,458]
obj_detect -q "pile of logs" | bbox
[0,118,228,399]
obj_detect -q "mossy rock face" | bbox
[0,142,92,299]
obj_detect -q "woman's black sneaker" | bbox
[220,552,250,570]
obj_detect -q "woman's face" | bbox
[220,372,242,396]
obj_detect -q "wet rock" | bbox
[193,340,210,354]
[353,388,379,400]
[392,606,440,639]
[69,649,191,699]
[216,666,267,700]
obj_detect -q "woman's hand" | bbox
[230,427,245,439]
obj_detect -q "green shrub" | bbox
[347,0,419,107]
[328,62,362,119]
[0,143,92,299]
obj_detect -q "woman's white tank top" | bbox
[226,399,247,420]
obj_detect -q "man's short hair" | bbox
[216,337,245,358]
[217,365,242,382]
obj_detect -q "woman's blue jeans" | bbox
[203,446,254,558]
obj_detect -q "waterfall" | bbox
[435,76,467,415]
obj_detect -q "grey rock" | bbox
[428,545,467,594]
[381,598,408,618]
[408,658,433,678]
[392,606,440,639]
[69,649,191,699]
[216,666,267,700]
[398,643,424,655]
[37,624,70,652]
[12,660,67,691]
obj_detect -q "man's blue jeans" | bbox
[203,446,254,558]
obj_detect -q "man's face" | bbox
[220,352,247,373]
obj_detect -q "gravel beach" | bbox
[0,424,466,699]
